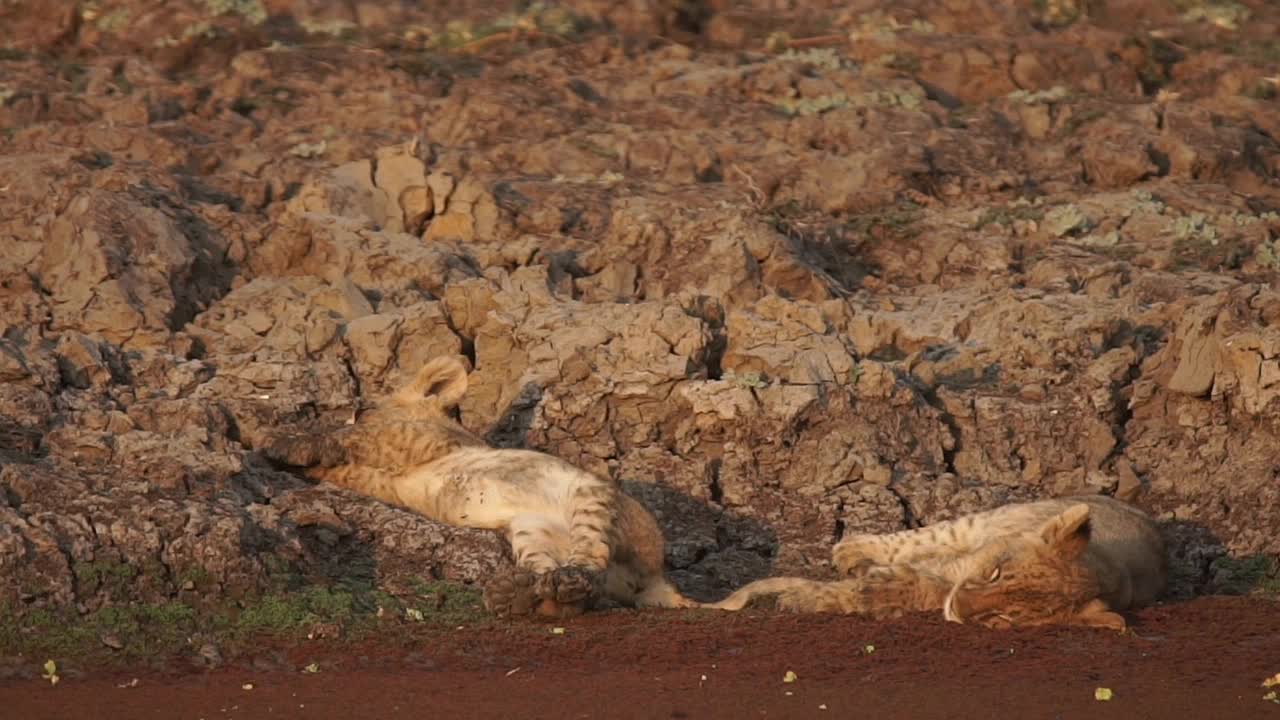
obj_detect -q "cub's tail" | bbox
[702,577,830,611]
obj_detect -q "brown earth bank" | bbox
[3,597,1278,720]
[2,0,1280,695]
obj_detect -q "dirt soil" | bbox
[5,597,1279,719]
[2,0,1280,716]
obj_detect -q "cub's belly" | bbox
[396,451,563,530]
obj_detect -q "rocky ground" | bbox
[1,0,1279,665]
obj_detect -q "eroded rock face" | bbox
[3,0,1280,614]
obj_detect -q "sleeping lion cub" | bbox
[705,495,1167,630]
[263,356,693,618]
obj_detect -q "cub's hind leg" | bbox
[507,514,568,574]
[533,477,620,606]
[494,515,587,618]
[484,516,561,618]
[565,479,618,571]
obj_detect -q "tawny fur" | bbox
[263,356,692,617]
[705,495,1167,630]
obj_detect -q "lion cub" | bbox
[263,356,693,618]
[705,495,1166,630]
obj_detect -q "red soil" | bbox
[5,596,1277,720]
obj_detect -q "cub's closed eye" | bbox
[987,566,1002,582]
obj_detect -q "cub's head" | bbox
[943,503,1125,631]
[259,356,476,471]
[358,355,471,425]
[395,355,470,415]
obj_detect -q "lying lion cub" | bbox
[705,495,1167,630]
[263,356,694,618]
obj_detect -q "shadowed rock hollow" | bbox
[1,0,1278,617]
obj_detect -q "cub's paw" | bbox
[258,428,349,469]
[832,538,880,576]
[535,565,600,605]
[482,569,539,618]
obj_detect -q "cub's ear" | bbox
[1038,503,1092,557]
[1072,598,1126,631]
[394,356,470,408]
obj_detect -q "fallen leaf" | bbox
[117,678,139,689]
[551,627,566,635]
[1263,690,1278,704]
[197,643,223,668]
[505,667,521,677]
[1095,688,1113,701]
[288,140,327,159]
[783,670,798,683]
[405,608,425,622]
[303,663,319,674]
[1263,673,1280,689]
[242,683,255,691]
[863,645,875,655]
